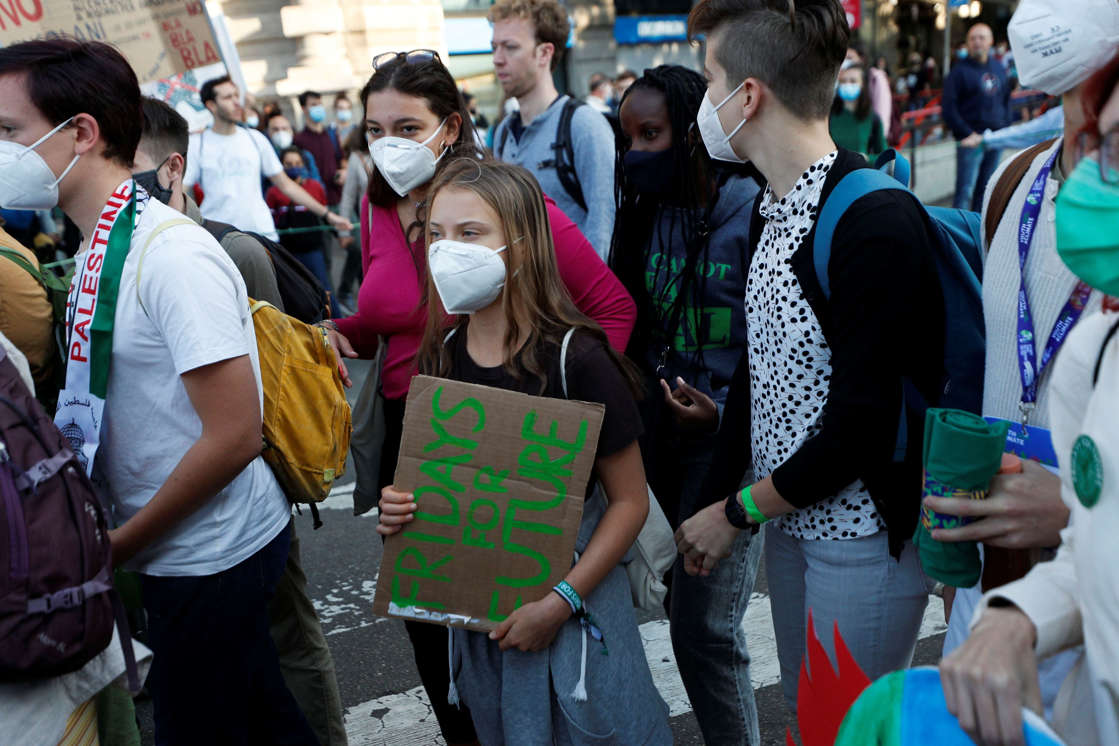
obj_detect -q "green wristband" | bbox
[553,580,582,614]
[739,486,769,525]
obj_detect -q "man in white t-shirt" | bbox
[0,39,317,744]
[186,75,351,240]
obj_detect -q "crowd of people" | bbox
[1,0,1118,744]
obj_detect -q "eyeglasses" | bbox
[372,49,441,71]
[1076,128,1119,185]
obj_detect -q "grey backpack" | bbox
[0,345,136,686]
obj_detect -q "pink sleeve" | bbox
[546,196,635,353]
[334,199,425,359]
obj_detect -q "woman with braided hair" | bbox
[611,63,764,744]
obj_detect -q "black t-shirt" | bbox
[446,327,642,463]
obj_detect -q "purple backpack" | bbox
[0,345,134,684]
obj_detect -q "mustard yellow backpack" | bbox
[135,219,351,510]
[250,300,351,506]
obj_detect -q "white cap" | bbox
[1009,0,1119,96]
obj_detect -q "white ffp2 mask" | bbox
[1008,0,1119,96]
[428,239,508,314]
[0,117,80,210]
[696,83,747,164]
[370,120,448,197]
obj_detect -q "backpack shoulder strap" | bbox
[496,116,512,159]
[0,245,44,288]
[559,327,577,398]
[135,218,197,316]
[984,138,1058,247]
[554,99,588,212]
[813,167,909,299]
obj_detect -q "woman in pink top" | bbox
[320,51,635,746]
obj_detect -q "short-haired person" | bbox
[940,55,1119,746]
[943,23,1012,211]
[134,97,349,746]
[613,64,763,744]
[266,111,322,183]
[295,90,343,205]
[586,72,613,114]
[332,92,355,146]
[489,0,618,259]
[674,0,944,713]
[379,157,671,744]
[0,39,316,743]
[135,97,283,308]
[186,75,349,240]
[319,50,637,745]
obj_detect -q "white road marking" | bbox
[320,483,951,743]
[318,482,378,517]
[340,594,947,745]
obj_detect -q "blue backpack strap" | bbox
[812,167,909,298]
[873,148,912,188]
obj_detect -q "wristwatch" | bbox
[725,496,751,530]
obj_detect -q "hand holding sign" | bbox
[377,487,417,536]
[372,376,603,632]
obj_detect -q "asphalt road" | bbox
[135,355,947,745]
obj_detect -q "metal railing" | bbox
[892,88,1055,188]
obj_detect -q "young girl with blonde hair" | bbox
[378,157,671,744]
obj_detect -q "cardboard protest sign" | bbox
[373,375,603,632]
[0,0,220,83]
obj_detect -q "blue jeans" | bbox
[954,144,1003,212]
[765,525,930,713]
[141,523,319,746]
[652,428,762,745]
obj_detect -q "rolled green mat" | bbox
[913,409,1009,588]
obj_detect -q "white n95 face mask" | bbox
[0,117,80,210]
[696,82,747,164]
[370,119,448,197]
[1008,0,1119,96]
[428,239,508,315]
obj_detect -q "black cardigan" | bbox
[701,148,945,558]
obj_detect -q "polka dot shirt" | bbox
[745,151,884,541]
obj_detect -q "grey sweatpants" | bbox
[765,525,931,713]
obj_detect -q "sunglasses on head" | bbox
[372,49,441,71]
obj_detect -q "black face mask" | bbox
[623,148,676,197]
[134,157,173,204]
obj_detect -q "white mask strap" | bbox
[50,154,81,189]
[724,116,748,144]
[421,118,449,147]
[714,81,746,112]
[25,116,75,154]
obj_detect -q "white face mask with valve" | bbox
[428,238,509,315]
[369,119,448,197]
[696,82,747,164]
[0,117,80,210]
